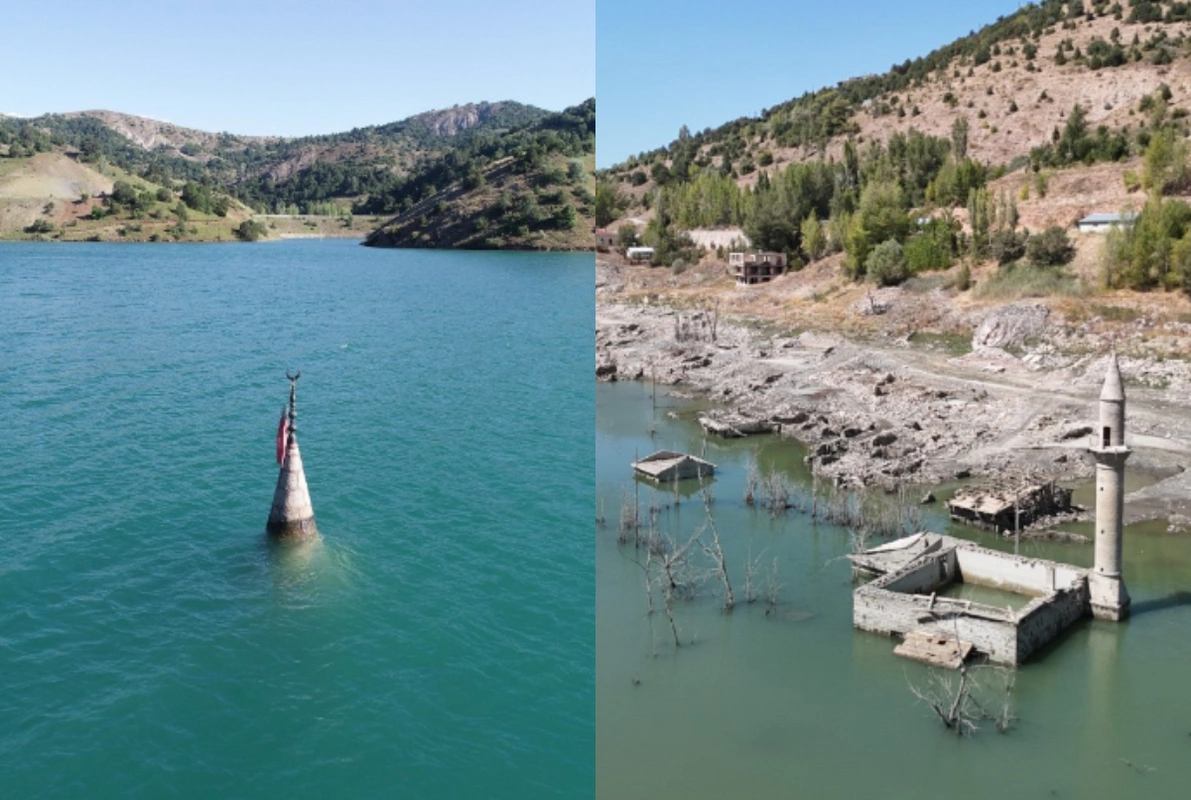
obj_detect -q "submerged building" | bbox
[631,450,716,482]
[850,356,1131,665]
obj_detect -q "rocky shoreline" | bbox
[597,263,1191,525]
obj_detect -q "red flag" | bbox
[276,408,289,465]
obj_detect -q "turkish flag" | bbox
[276,408,289,464]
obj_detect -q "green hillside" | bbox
[364,99,596,250]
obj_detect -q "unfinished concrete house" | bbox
[946,481,1072,533]
[729,251,787,285]
[631,450,716,482]
[849,355,1133,666]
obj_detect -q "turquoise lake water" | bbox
[0,241,593,798]
[597,380,1191,800]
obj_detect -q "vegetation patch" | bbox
[974,264,1086,300]
[906,330,973,356]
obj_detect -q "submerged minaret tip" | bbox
[266,371,318,540]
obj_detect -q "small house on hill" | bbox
[729,251,787,285]
[626,246,654,263]
[595,228,615,249]
[1076,212,1138,233]
[632,450,716,482]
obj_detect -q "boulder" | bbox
[972,303,1050,351]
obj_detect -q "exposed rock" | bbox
[1060,424,1093,441]
[972,303,1050,351]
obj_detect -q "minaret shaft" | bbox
[1088,354,1129,620]
[1093,459,1125,579]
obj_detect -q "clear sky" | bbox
[0,0,594,136]
[597,0,1030,168]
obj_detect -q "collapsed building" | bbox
[946,481,1072,533]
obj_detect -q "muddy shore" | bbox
[596,259,1191,526]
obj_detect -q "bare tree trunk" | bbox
[701,489,734,610]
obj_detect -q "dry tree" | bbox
[699,487,734,611]
[617,489,639,544]
[761,471,793,515]
[744,546,767,604]
[744,462,759,506]
[655,527,703,647]
[764,556,782,614]
[908,665,987,737]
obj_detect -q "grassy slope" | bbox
[0,151,275,242]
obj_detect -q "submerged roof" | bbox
[631,450,715,478]
[1101,352,1125,402]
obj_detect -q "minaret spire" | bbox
[1088,352,1130,620]
[266,371,318,540]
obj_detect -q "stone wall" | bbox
[1015,577,1090,662]
[956,545,1084,595]
[853,581,1021,664]
[880,551,954,594]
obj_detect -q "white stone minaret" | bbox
[267,372,318,540]
[1088,353,1130,620]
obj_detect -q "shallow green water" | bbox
[0,241,593,798]
[937,580,1037,610]
[598,380,1191,800]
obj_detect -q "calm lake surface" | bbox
[597,380,1191,800]
[0,241,593,798]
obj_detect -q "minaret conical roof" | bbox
[1100,352,1125,402]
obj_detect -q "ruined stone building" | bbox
[850,356,1132,665]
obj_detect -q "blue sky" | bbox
[597,0,1030,168]
[0,0,593,136]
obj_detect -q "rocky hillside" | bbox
[602,0,1191,201]
[0,101,548,216]
[364,99,596,250]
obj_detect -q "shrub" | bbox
[990,229,1028,264]
[24,219,54,233]
[866,239,908,286]
[974,263,1083,299]
[235,219,268,242]
[956,261,972,291]
[904,234,951,272]
[1034,171,1050,198]
[1026,225,1076,266]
